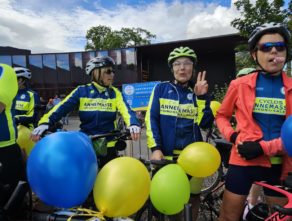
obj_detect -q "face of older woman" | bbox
[93,67,114,86]
[172,57,194,84]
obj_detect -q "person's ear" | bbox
[251,51,256,61]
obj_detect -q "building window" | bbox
[97,50,108,57]
[0,56,12,66]
[29,55,43,68]
[13,55,26,67]
[123,48,136,70]
[74,53,82,68]
[56,53,69,71]
[43,54,56,70]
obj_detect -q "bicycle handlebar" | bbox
[89,130,131,141]
[140,158,176,166]
[273,204,292,216]
[43,129,131,141]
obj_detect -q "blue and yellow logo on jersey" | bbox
[254,97,286,115]
[159,98,197,119]
[80,98,116,112]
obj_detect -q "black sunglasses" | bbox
[105,69,115,74]
[257,42,286,52]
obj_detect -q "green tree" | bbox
[231,0,291,74]
[85,25,156,50]
[231,0,290,37]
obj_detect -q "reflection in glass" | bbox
[74,53,82,68]
[13,55,26,67]
[125,48,136,65]
[29,55,43,68]
[97,50,108,57]
[0,56,12,66]
[83,51,96,66]
[89,51,95,59]
[113,50,121,65]
[56,54,69,71]
[43,54,56,69]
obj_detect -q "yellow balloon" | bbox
[17,125,35,156]
[189,177,203,194]
[93,157,151,217]
[177,142,221,177]
[210,101,221,117]
[0,64,18,106]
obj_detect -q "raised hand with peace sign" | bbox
[194,71,208,95]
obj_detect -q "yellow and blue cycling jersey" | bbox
[0,100,17,148]
[14,89,40,129]
[145,81,214,156]
[39,82,139,137]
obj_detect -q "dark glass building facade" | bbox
[1,34,247,101]
[0,48,137,99]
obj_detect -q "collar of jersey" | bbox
[92,82,112,93]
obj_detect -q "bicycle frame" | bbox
[255,181,292,221]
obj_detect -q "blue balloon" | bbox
[281,116,292,156]
[27,131,98,208]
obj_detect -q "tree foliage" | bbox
[85,25,156,50]
[231,0,290,38]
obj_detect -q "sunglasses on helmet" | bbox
[257,42,286,52]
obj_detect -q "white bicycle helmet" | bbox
[85,56,115,75]
[248,22,291,51]
[14,67,32,79]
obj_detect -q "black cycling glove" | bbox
[230,132,238,144]
[237,141,264,160]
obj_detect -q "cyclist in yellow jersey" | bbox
[0,64,25,218]
[14,67,40,129]
[31,56,141,168]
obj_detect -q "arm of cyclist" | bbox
[15,91,39,126]
[215,81,239,143]
[145,85,163,153]
[31,89,79,141]
[114,88,141,141]
[236,138,285,160]
[194,71,214,129]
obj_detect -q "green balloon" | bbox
[189,177,203,194]
[150,164,190,215]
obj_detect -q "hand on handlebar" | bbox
[150,149,164,160]
[31,124,49,142]
[129,125,141,141]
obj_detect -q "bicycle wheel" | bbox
[135,203,170,221]
[200,165,223,194]
[198,182,224,221]
[135,203,155,221]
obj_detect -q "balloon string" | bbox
[66,207,105,221]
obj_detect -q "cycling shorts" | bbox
[225,164,282,197]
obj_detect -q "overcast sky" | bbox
[0,0,288,53]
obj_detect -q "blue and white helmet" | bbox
[85,56,115,75]
[14,67,32,79]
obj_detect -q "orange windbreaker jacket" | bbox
[216,71,292,180]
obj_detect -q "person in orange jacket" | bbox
[216,23,292,221]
